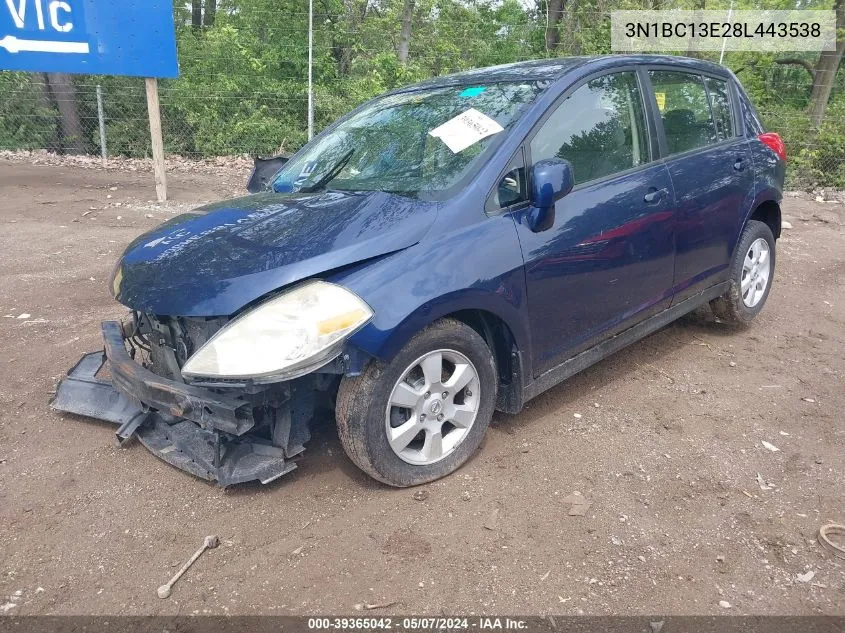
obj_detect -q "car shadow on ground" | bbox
[489,304,741,433]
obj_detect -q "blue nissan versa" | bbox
[53,55,786,487]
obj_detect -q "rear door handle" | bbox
[643,187,668,204]
[734,157,746,171]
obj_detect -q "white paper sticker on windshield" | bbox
[428,108,504,153]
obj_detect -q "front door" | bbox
[511,70,676,376]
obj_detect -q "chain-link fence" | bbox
[1,1,843,188]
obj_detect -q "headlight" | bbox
[181,280,373,382]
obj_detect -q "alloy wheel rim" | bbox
[741,238,771,308]
[384,349,480,466]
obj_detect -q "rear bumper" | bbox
[50,321,299,486]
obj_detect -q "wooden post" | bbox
[144,77,167,202]
[96,84,107,167]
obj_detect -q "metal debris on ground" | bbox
[761,441,780,452]
[157,535,219,599]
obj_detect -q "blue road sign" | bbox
[0,0,178,77]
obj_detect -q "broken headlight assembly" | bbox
[181,280,373,383]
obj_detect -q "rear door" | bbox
[645,69,754,302]
[510,69,677,375]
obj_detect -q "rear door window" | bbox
[529,71,649,186]
[649,70,719,154]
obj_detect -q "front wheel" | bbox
[335,318,497,487]
[710,219,776,324]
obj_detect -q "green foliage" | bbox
[0,73,59,150]
[781,96,845,188]
[0,0,842,189]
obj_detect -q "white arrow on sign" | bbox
[0,35,89,54]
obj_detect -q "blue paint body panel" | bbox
[110,55,784,403]
[114,191,438,315]
[0,0,178,77]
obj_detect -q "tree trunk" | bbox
[38,73,60,151]
[333,0,366,76]
[45,73,86,155]
[191,0,202,31]
[397,0,415,63]
[203,0,217,27]
[333,45,354,76]
[545,0,565,52]
[809,0,844,126]
[684,0,706,59]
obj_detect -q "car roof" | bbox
[393,54,732,93]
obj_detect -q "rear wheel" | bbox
[336,318,497,487]
[710,219,776,324]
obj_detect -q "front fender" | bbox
[330,214,530,368]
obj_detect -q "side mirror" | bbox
[247,155,289,193]
[527,158,574,232]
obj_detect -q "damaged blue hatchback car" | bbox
[53,54,785,487]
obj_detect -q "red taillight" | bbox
[758,132,786,162]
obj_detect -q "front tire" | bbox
[336,318,497,487]
[710,219,776,324]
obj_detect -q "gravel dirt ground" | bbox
[0,157,843,616]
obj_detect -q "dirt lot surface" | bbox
[0,157,843,616]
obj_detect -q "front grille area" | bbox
[129,312,228,381]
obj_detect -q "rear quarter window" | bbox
[739,91,764,136]
[704,76,734,140]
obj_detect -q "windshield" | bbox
[272,81,547,198]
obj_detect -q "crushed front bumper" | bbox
[51,321,303,486]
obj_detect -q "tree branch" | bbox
[774,58,816,80]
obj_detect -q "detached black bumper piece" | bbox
[51,321,298,486]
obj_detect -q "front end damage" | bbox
[51,316,340,486]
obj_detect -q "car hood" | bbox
[113,190,438,316]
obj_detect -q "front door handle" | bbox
[643,187,668,204]
[734,157,746,171]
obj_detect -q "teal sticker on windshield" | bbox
[459,86,486,98]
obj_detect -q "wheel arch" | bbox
[730,193,781,263]
[442,309,526,414]
[748,199,782,240]
[350,298,530,415]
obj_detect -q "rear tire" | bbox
[710,219,776,324]
[336,318,497,487]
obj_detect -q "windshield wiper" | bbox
[299,149,355,193]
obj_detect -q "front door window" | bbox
[529,72,649,185]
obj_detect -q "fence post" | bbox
[144,77,167,202]
[96,84,107,167]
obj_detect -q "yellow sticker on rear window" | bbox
[655,92,666,112]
